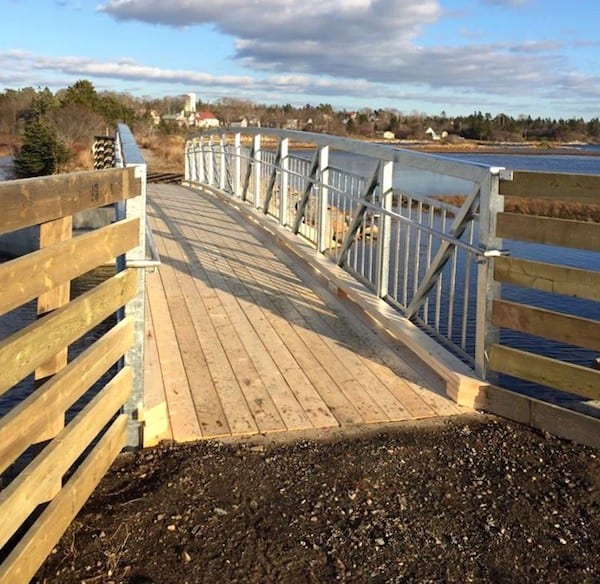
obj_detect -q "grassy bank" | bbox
[437,195,600,222]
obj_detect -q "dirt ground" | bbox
[34,415,598,584]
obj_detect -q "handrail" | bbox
[184,129,505,376]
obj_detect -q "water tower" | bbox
[186,93,197,113]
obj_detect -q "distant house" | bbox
[425,127,448,141]
[230,116,260,129]
[383,131,396,140]
[194,111,220,129]
[161,113,187,128]
[230,118,248,129]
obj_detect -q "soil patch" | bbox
[35,415,598,583]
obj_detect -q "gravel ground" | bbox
[35,415,599,584]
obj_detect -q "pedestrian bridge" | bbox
[0,124,598,582]
[143,182,463,445]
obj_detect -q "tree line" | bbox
[1,81,598,178]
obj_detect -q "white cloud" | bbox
[482,0,531,6]
[94,0,593,101]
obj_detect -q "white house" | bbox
[425,127,448,141]
[194,111,220,129]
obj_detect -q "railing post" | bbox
[219,135,226,191]
[184,140,190,181]
[234,133,242,198]
[187,140,197,182]
[375,160,394,298]
[198,137,205,183]
[279,138,289,226]
[317,146,330,253]
[475,169,504,380]
[253,133,262,208]
[114,126,148,449]
[207,136,215,186]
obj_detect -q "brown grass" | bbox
[436,194,600,223]
[139,134,185,172]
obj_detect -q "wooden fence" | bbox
[481,170,600,435]
[0,167,142,583]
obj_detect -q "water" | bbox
[3,147,598,415]
[300,147,599,408]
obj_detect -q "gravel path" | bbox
[36,415,599,583]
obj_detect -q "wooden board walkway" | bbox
[142,184,465,445]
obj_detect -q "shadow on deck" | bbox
[142,184,465,446]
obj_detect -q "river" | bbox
[1,147,598,415]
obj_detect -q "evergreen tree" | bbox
[14,117,70,178]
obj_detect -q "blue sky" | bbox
[1,0,598,119]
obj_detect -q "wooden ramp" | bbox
[142,184,464,445]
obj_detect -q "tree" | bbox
[61,79,98,109]
[14,117,70,178]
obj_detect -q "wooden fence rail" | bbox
[0,167,142,583]
[488,171,600,404]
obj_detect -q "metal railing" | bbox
[112,124,162,447]
[184,129,506,379]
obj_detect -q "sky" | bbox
[1,0,599,119]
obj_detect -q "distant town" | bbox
[2,81,599,177]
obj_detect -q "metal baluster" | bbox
[402,197,412,306]
[434,209,447,333]
[461,222,474,351]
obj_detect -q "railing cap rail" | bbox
[186,127,503,182]
[117,123,145,167]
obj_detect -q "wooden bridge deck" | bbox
[142,184,464,445]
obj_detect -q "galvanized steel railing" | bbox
[184,129,506,380]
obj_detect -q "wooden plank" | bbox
[145,265,204,442]
[142,288,173,447]
[147,213,233,438]
[35,216,73,380]
[235,294,339,429]
[149,189,344,430]
[186,199,363,427]
[489,344,600,400]
[238,263,363,426]
[148,211,258,437]
[0,269,137,396]
[0,167,141,235]
[499,170,600,204]
[0,415,127,584]
[492,299,600,351]
[494,256,600,301]
[0,317,134,474]
[497,213,600,251]
[0,218,139,316]
[287,286,413,422]
[482,384,600,449]
[178,223,291,433]
[0,367,131,551]
[360,354,440,418]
